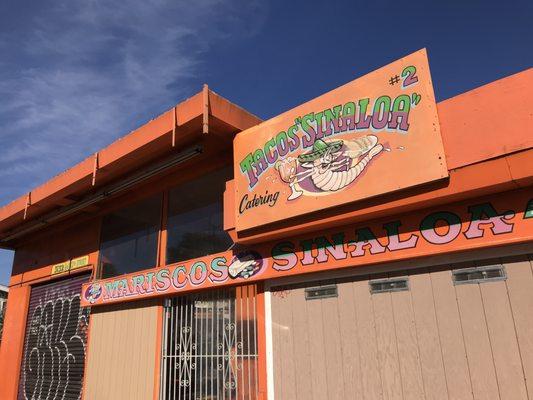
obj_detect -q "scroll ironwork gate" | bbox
[160,285,259,400]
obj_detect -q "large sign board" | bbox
[81,190,533,307]
[234,49,448,231]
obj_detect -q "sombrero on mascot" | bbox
[297,139,344,163]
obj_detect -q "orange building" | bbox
[0,49,531,400]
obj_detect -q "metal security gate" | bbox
[18,274,91,400]
[160,286,259,400]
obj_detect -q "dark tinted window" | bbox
[99,195,162,278]
[166,167,232,264]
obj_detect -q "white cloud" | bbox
[0,0,266,205]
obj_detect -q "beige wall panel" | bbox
[430,269,474,400]
[455,279,500,400]
[134,304,149,396]
[270,250,533,400]
[337,280,363,398]
[277,288,297,400]
[480,278,528,400]
[391,289,425,400]
[409,271,448,400]
[84,300,159,400]
[353,278,384,400]
[321,295,346,399]
[109,305,127,397]
[271,290,287,400]
[289,287,313,400]
[305,289,329,400]
[132,304,146,396]
[372,290,403,400]
[504,255,533,399]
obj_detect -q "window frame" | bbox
[164,167,233,266]
[96,193,165,279]
[96,163,233,279]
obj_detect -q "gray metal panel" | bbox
[17,274,90,400]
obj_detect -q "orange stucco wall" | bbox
[0,286,31,399]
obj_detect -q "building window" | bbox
[166,167,233,265]
[99,194,162,279]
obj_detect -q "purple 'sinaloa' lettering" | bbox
[463,203,515,239]
[315,233,347,263]
[420,211,462,245]
[384,221,418,251]
[350,227,386,257]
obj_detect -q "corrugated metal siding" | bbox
[271,254,533,400]
[18,274,90,400]
[83,299,159,400]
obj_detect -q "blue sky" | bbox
[0,0,531,285]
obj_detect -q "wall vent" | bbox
[305,285,338,300]
[369,277,409,294]
[452,265,506,285]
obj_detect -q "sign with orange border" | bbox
[81,189,533,307]
[233,49,447,232]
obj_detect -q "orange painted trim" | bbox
[505,149,533,188]
[0,285,31,400]
[158,191,169,268]
[223,179,236,232]
[22,264,62,284]
[172,106,178,147]
[152,299,164,400]
[9,273,22,287]
[439,68,532,170]
[203,84,209,134]
[208,90,262,133]
[256,283,268,399]
[93,216,103,280]
[92,152,99,186]
[15,264,94,288]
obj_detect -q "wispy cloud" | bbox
[0,0,266,205]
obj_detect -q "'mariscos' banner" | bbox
[233,49,448,231]
[81,189,533,307]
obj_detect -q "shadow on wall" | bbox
[10,219,100,281]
